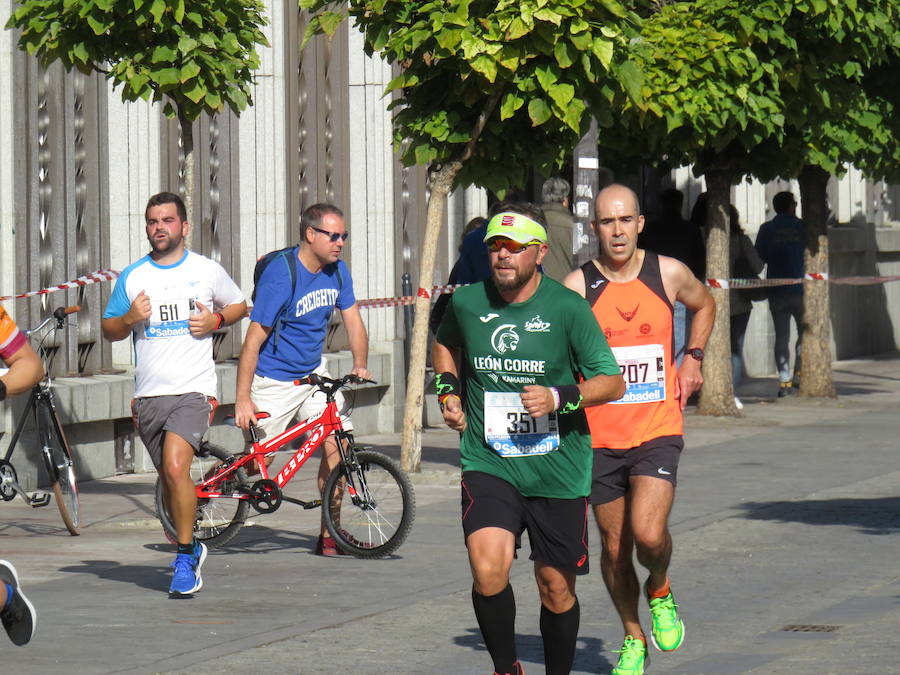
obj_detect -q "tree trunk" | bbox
[399,163,461,472]
[697,168,739,416]
[179,109,195,249]
[797,165,835,398]
[399,88,502,473]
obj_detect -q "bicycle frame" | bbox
[197,397,347,499]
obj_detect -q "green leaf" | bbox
[184,79,206,103]
[499,91,525,120]
[153,68,180,87]
[149,0,166,23]
[470,54,498,82]
[548,82,574,110]
[535,63,558,92]
[173,0,185,23]
[151,45,178,63]
[71,42,89,64]
[180,60,200,83]
[528,98,552,126]
[554,41,575,68]
[185,12,203,28]
[591,37,614,70]
[86,15,109,35]
[318,11,344,36]
[616,60,643,105]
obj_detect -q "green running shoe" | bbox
[645,582,685,651]
[612,635,648,675]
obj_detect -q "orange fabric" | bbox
[584,272,682,449]
[648,578,671,599]
[0,305,26,363]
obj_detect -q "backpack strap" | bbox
[270,248,299,351]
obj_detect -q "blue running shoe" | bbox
[169,541,207,595]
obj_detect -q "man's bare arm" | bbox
[234,321,271,429]
[0,343,43,397]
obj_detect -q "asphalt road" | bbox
[1,354,898,674]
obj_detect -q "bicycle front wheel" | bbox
[39,399,80,535]
[323,450,415,558]
[155,442,250,548]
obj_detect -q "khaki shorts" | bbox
[249,361,352,441]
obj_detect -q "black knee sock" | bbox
[540,597,580,675]
[472,584,517,674]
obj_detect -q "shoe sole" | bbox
[0,560,36,645]
[169,544,207,595]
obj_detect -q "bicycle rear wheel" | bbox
[39,399,80,535]
[323,450,415,558]
[155,442,250,548]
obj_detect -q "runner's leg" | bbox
[161,432,198,546]
[594,496,643,639]
[469,527,518,674]
[629,475,675,593]
[534,562,578,674]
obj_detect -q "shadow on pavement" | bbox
[452,627,611,673]
[58,559,170,591]
[738,497,900,534]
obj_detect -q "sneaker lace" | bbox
[649,593,678,628]
[615,636,644,668]
[171,553,195,575]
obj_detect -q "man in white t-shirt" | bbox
[102,192,246,596]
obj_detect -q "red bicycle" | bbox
[154,374,415,558]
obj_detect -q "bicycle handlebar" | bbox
[293,373,377,388]
[54,305,81,320]
[25,305,80,336]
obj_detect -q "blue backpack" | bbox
[251,247,343,350]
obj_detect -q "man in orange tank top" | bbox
[564,185,714,675]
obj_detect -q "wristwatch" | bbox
[686,347,704,362]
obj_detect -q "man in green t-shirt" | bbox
[433,205,625,675]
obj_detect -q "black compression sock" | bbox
[472,584,517,674]
[540,597,580,675]
[176,539,195,555]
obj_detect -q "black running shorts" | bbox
[461,471,590,575]
[591,435,684,505]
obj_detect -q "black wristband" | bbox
[435,371,461,410]
[0,379,6,401]
[555,384,582,414]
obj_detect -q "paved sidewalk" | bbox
[1,354,899,673]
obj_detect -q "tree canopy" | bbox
[7,0,269,121]
[303,0,643,195]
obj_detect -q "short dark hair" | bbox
[145,192,187,222]
[773,191,796,214]
[300,203,344,239]
[487,201,547,228]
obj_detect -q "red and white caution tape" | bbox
[357,284,461,309]
[0,269,120,302]
[358,274,900,309]
[706,273,900,289]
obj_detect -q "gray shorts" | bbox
[131,393,216,469]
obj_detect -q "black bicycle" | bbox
[1,306,80,535]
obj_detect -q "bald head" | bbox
[595,184,641,219]
[592,183,645,266]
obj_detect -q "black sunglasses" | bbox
[312,226,349,242]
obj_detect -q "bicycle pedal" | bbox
[303,499,322,510]
[29,492,52,508]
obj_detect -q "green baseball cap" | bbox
[483,212,548,245]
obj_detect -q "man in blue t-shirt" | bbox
[235,203,371,556]
[756,191,805,397]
